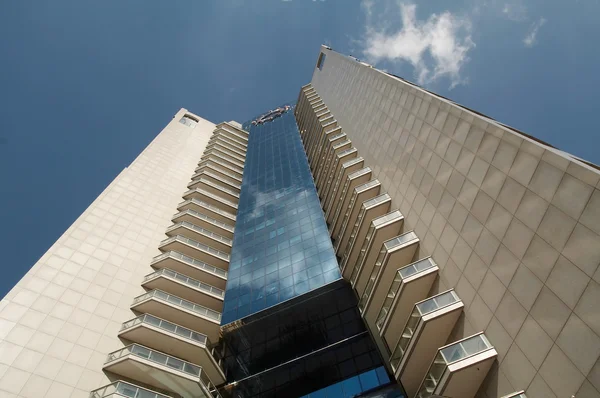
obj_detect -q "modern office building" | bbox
[1,45,600,398]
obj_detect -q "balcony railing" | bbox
[358,231,419,312]
[183,189,238,210]
[131,289,221,323]
[104,344,220,397]
[106,344,200,376]
[143,268,225,298]
[166,222,232,246]
[121,314,209,346]
[151,251,227,279]
[197,158,243,176]
[375,257,437,331]
[194,178,240,198]
[173,209,234,233]
[178,198,236,221]
[201,151,244,169]
[160,235,230,261]
[198,171,242,190]
[204,145,245,163]
[90,380,172,398]
[416,334,494,398]
[207,138,247,154]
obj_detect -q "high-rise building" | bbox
[1,45,600,398]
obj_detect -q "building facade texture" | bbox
[0,46,599,398]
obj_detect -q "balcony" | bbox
[177,198,236,226]
[196,158,243,178]
[182,188,238,214]
[158,235,229,270]
[141,268,224,311]
[415,333,497,398]
[200,149,244,171]
[330,168,373,243]
[131,290,221,341]
[315,138,351,190]
[172,209,234,239]
[187,177,240,202]
[341,198,395,280]
[208,135,247,154]
[90,380,173,398]
[204,142,245,163]
[197,155,244,177]
[166,221,232,253]
[322,149,359,212]
[389,290,463,397]
[315,134,348,186]
[195,171,241,192]
[214,123,249,143]
[310,128,342,175]
[324,156,364,221]
[212,126,248,144]
[119,314,226,385]
[334,179,381,256]
[376,257,439,350]
[103,344,221,398]
[358,231,420,325]
[192,164,242,186]
[207,141,246,158]
[207,136,247,154]
[151,251,227,290]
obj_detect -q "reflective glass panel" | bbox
[222,106,340,324]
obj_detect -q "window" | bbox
[316,52,326,70]
[179,115,198,128]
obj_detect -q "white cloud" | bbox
[523,17,546,47]
[502,1,528,21]
[361,2,475,89]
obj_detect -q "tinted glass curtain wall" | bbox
[222,106,340,325]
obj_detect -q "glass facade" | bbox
[222,106,340,324]
[299,366,390,398]
[220,280,387,397]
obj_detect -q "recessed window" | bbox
[317,52,326,70]
[179,115,198,128]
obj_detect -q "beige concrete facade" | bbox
[298,46,600,398]
[0,109,242,397]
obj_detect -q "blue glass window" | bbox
[299,367,393,398]
[222,106,340,324]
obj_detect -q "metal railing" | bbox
[167,221,232,246]
[192,165,242,183]
[173,209,234,233]
[184,189,238,209]
[160,235,230,261]
[121,314,209,346]
[143,268,225,298]
[193,178,240,198]
[178,198,236,221]
[105,344,200,376]
[131,290,221,323]
[192,170,241,190]
[90,380,172,398]
[104,344,221,397]
[151,251,227,279]
[197,158,243,176]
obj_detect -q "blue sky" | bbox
[0,0,599,296]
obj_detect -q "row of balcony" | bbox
[95,121,249,398]
[296,85,503,398]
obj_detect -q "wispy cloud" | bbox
[361,2,475,89]
[501,1,528,21]
[523,17,546,47]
